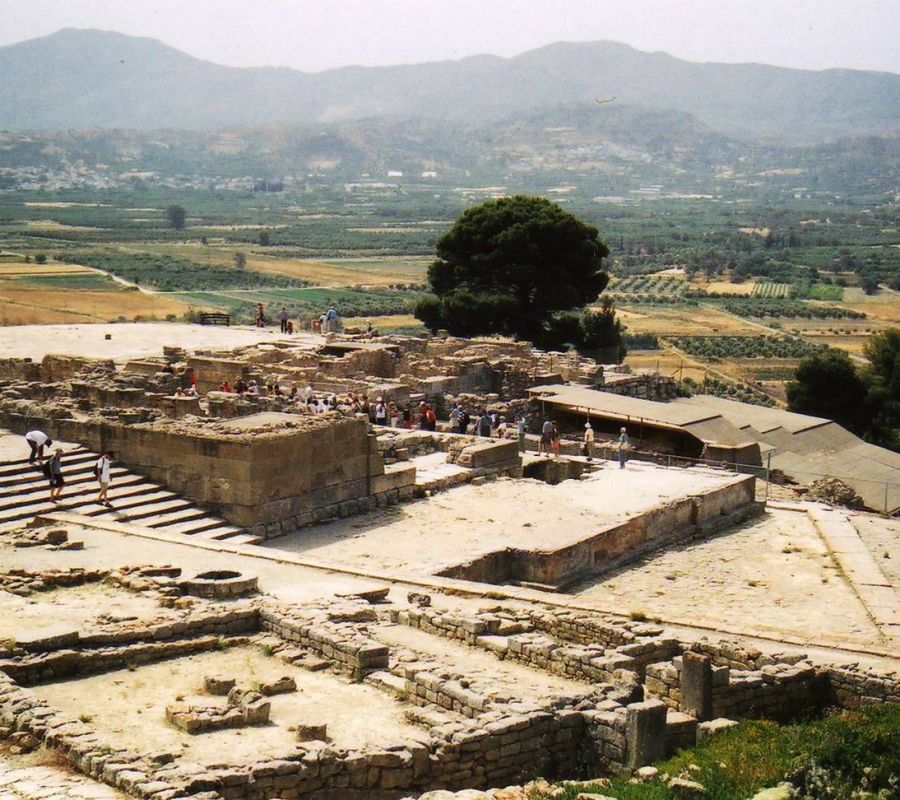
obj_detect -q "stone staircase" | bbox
[0,448,262,545]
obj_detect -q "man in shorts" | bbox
[583,422,595,461]
[95,451,114,507]
[47,449,64,503]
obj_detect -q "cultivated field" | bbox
[0,259,195,323]
[615,304,760,336]
[129,244,429,287]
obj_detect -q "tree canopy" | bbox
[863,329,900,449]
[414,196,612,350]
[165,204,186,230]
[786,349,868,432]
[787,330,900,450]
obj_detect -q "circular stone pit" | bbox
[178,570,258,599]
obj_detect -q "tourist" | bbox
[417,401,428,429]
[388,402,400,428]
[448,404,460,432]
[583,422,595,461]
[374,398,388,425]
[188,368,198,392]
[360,394,371,417]
[617,427,630,468]
[539,418,553,456]
[458,408,470,435]
[235,377,249,395]
[95,451,113,507]
[246,380,260,396]
[517,414,528,453]
[279,307,289,334]
[551,422,561,459]
[219,381,233,394]
[256,303,266,327]
[46,449,64,503]
[185,385,199,398]
[402,406,412,429]
[174,387,184,397]
[425,404,437,431]
[478,412,492,438]
[326,306,338,331]
[25,429,52,463]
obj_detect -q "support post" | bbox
[681,651,713,721]
[625,699,668,768]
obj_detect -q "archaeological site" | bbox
[0,323,896,800]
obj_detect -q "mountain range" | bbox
[2,28,900,144]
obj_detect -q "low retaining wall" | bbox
[438,475,759,589]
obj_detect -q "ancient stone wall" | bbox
[0,407,414,538]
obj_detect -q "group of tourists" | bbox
[536,417,630,466]
[24,430,115,506]
[218,376,263,396]
[252,304,340,335]
[447,405,509,438]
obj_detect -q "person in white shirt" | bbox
[95,451,113,506]
[583,422,595,461]
[25,430,52,463]
[374,398,388,425]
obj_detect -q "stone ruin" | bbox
[0,552,895,800]
[0,331,894,800]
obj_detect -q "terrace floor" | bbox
[34,647,425,767]
[263,461,746,577]
[0,323,321,362]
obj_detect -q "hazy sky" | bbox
[2,0,899,74]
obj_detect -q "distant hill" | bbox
[1,29,899,144]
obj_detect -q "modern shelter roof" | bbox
[528,385,755,446]
[675,395,900,513]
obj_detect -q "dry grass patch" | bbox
[0,289,193,324]
[0,263,96,277]
[618,304,758,336]
[343,314,422,331]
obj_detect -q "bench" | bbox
[200,313,230,326]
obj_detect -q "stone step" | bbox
[0,453,98,486]
[0,448,92,476]
[0,449,250,543]
[0,470,144,506]
[0,466,136,501]
[219,533,264,546]
[186,522,254,540]
[113,498,198,522]
[0,478,167,524]
[81,489,181,516]
[144,506,211,528]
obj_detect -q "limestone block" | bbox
[259,676,297,696]
[204,675,236,695]
[296,723,328,742]
[696,717,739,743]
